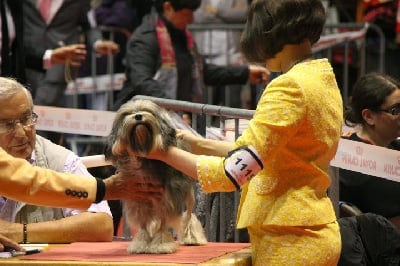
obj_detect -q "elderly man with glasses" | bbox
[0,77,114,244]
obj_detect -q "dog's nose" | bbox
[134,114,143,121]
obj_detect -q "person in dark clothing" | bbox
[340,72,400,228]
[338,213,400,266]
[90,0,137,75]
[95,0,137,32]
[113,0,268,110]
[1,0,25,83]
[23,0,119,145]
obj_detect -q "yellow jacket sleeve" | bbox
[0,148,95,209]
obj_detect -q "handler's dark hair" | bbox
[344,72,400,126]
[240,0,326,64]
[154,0,201,13]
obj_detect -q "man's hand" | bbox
[248,65,269,84]
[104,172,164,201]
[95,40,120,56]
[0,234,23,252]
[51,44,87,67]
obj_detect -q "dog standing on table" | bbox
[105,99,207,254]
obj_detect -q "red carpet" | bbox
[23,241,251,264]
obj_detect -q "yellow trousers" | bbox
[248,221,341,266]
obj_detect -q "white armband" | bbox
[224,146,263,189]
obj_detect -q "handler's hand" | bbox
[125,142,167,160]
[104,172,164,201]
[177,129,203,154]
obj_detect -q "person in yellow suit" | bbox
[131,0,344,264]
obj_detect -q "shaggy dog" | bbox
[105,99,207,254]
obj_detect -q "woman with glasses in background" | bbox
[340,72,400,228]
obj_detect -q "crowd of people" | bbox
[0,0,400,265]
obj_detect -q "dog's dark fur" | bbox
[105,99,207,254]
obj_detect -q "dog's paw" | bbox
[127,240,149,254]
[180,213,208,246]
[147,230,178,254]
[126,229,151,254]
[148,241,178,254]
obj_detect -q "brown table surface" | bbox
[0,244,252,266]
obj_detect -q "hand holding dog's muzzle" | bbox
[104,172,164,201]
[126,145,165,161]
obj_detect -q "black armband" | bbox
[95,178,106,203]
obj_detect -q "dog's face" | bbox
[107,100,177,159]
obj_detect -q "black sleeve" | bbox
[203,62,249,86]
[124,28,165,98]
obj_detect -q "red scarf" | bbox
[155,17,204,102]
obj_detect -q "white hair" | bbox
[0,77,34,108]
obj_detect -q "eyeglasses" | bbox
[0,113,39,134]
[376,103,400,116]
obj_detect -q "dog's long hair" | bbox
[105,100,205,253]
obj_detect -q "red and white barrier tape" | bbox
[34,105,115,137]
[331,139,400,182]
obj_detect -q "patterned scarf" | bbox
[155,17,205,102]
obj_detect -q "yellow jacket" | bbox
[198,58,343,228]
[0,148,95,209]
